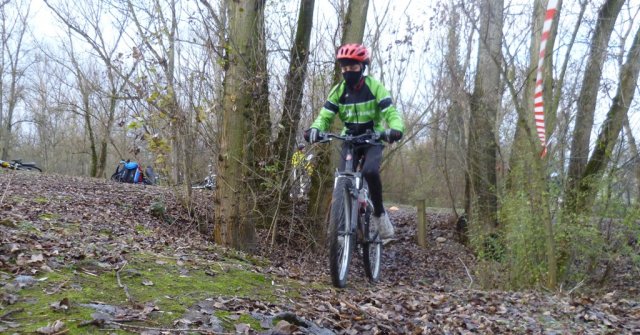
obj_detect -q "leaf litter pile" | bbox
[1,171,639,334]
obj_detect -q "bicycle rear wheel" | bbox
[18,165,42,172]
[362,199,382,282]
[328,177,355,288]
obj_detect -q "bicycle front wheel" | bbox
[328,177,355,288]
[362,200,382,282]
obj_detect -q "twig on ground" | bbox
[568,279,585,295]
[0,308,24,320]
[0,170,15,206]
[340,299,374,318]
[458,257,474,289]
[115,261,133,303]
[105,321,234,334]
[82,270,98,277]
[46,280,70,295]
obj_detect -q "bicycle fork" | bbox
[334,174,358,240]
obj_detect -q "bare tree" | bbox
[0,1,30,161]
[565,0,625,212]
[575,24,640,211]
[268,0,316,245]
[125,0,190,188]
[466,0,503,235]
[274,0,315,179]
[44,0,138,177]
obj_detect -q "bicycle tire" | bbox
[110,172,122,181]
[328,177,355,288]
[17,165,42,172]
[191,182,205,189]
[362,198,382,282]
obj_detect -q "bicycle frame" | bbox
[332,137,380,238]
[322,131,384,287]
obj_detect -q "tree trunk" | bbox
[271,0,315,244]
[505,0,562,288]
[274,0,315,175]
[80,80,99,177]
[622,116,640,202]
[576,24,640,212]
[307,0,369,241]
[332,0,369,83]
[466,0,503,234]
[443,3,470,219]
[214,0,265,251]
[96,88,118,178]
[565,0,624,212]
[250,0,272,229]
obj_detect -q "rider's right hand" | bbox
[304,128,321,143]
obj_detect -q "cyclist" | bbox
[291,143,314,176]
[304,43,404,240]
[290,143,314,198]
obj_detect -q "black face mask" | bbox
[342,71,362,88]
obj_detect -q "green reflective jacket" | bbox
[310,76,405,135]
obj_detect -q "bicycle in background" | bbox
[290,147,314,199]
[0,159,42,172]
[192,164,216,190]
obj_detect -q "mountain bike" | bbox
[317,131,385,288]
[290,153,314,199]
[0,159,42,172]
[192,164,216,190]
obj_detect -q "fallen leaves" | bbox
[50,298,70,312]
[36,320,65,334]
[1,172,639,334]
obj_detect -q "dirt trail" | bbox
[1,171,638,334]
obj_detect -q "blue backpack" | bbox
[112,160,143,183]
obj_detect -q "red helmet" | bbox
[336,44,370,65]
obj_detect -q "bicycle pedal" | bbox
[382,238,398,246]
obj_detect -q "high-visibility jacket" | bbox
[310,76,404,135]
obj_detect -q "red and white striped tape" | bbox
[534,0,559,157]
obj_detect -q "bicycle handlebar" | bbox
[317,131,386,145]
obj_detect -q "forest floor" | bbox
[1,171,639,334]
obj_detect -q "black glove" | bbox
[384,129,403,143]
[304,128,320,143]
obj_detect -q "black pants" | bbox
[339,143,385,217]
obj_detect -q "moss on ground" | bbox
[4,251,303,334]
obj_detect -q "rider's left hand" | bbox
[384,129,403,143]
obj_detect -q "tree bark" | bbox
[467,0,503,232]
[214,0,266,251]
[566,0,624,211]
[622,116,640,202]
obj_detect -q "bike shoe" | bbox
[373,212,395,239]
